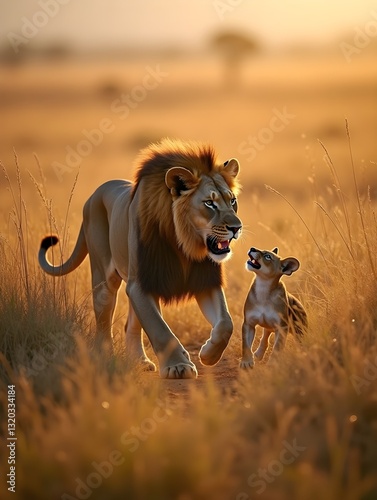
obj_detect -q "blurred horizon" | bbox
[1,0,376,231]
[1,0,377,57]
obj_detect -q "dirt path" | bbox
[146,343,241,404]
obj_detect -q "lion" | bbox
[39,139,242,379]
[240,246,308,369]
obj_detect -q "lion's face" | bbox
[165,159,242,263]
[189,174,242,263]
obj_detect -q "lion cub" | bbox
[240,247,307,369]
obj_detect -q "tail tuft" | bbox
[40,235,59,250]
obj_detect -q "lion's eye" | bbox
[205,200,216,209]
[230,198,237,206]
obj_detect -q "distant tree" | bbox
[0,42,29,65]
[39,41,73,61]
[210,30,261,88]
[0,40,72,65]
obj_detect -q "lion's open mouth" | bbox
[207,236,231,255]
[247,258,261,270]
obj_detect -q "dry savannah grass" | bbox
[1,55,377,500]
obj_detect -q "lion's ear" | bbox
[165,167,199,195]
[222,158,240,178]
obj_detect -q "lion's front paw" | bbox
[160,362,198,379]
[199,337,228,366]
[239,358,255,370]
[159,347,198,379]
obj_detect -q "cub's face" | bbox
[246,247,300,279]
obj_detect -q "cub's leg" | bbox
[240,322,256,369]
[254,329,272,361]
[269,326,288,361]
[125,302,156,371]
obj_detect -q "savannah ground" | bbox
[1,51,377,499]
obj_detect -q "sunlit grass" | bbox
[1,130,377,500]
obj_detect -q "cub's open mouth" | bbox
[207,236,231,255]
[247,258,261,270]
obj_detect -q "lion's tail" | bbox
[38,224,88,276]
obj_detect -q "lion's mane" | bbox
[132,139,239,303]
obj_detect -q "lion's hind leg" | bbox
[83,193,123,355]
[125,303,156,372]
[91,265,121,355]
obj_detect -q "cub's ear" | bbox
[281,257,300,276]
[165,167,199,195]
[272,247,279,254]
[222,158,240,178]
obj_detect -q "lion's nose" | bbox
[227,225,242,238]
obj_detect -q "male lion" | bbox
[39,139,242,379]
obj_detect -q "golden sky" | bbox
[1,0,377,50]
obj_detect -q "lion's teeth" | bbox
[218,241,230,250]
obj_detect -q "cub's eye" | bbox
[264,254,272,261]
[204,200,216,208]
[230,197,237,206]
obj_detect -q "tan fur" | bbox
[39,139,242,379]
[240,247,307,369]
